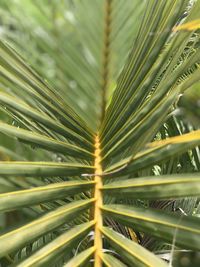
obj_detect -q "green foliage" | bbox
[0,0,200,266]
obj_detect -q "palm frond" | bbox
[0,0,199,266]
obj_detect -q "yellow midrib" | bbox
[94,135,103,267]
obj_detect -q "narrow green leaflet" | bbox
[17,222,95,267]
[101,227,167,267]
[105,130,200,173]
[110,0,145,80]
[0,1,200,266]
[0,0,145,129]
[0,180,95,212]
[100,0,187,139]
[102,174,200,199]
[0,162,94,177]
[100,0,200,163]
[102,253,127,267]
[102,205,200,250]
[64,247,95,267]
[0,122,93,160]
[0,199,94,258]
[0,40,94,140]
[102,89,180,162]
[0,92,93,150]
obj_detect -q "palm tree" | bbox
[0,0,200,266]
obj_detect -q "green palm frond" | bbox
[0,0,200,266]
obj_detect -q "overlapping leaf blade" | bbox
[101,0,187,137]
[0,92,93,150]
[0,0,145,129]
[16,221,95,267]
[0,39,94,140]
[101,253,127,267]
[101,227,168,267]
[0,0,199,266]
[100,0,200,166]
[105,130,200,174]
[0,162,94,177]
[64,247,95,267]
[0,122,93,160]
[0,180,94,212]
[0,199,94,258]
[102,204,200,250]
[102,174,200,199]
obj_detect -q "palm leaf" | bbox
[101,227,168,267]
[0,162,93,176]
[0,180,94,212]
[102,173,200,199]
[0,199,94,258]
[102,204,200,250]
[64,247,95,267]
[16,222,95,267]
[0,0,200,266]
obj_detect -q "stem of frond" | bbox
[94,135,103,267]
[100,0,112,123]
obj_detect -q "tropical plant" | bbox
[0,0,200,266]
